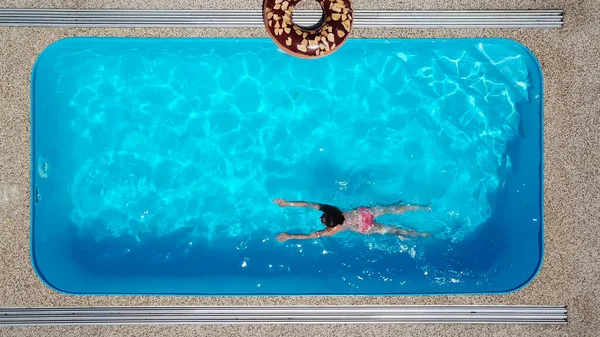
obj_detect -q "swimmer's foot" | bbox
[406,230,431,238]
[396,231,429,240]
[418,204,432,212]
[402,204,432,213]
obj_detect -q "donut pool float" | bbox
[263,0,354,58]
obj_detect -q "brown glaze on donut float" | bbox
[263,0,354,58]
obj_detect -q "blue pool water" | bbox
[31,38,543,295]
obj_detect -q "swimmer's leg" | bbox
[370,202,431,217]
[371,223,430,240]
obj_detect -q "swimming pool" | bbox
[31,37,543,295]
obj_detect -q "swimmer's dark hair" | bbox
[318,204,345,228]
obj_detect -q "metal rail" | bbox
[0,9,564,28]
[0,305,567,326]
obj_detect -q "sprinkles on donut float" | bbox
[263,0,354,58]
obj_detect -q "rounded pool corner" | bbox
[495,38,544,85]
[29,247,77,296]
[501,247,545,295]
[32,37,83,78]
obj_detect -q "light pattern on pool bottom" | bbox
[33,38,540,294]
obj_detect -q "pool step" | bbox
[0,9,564,28]
[0,305,567,325]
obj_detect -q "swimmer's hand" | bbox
[276,233,291,242]
[273,198,289,207]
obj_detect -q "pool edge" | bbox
[29,36,86,296]
[492,38,546,296]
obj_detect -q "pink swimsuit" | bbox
[359,207,375,233]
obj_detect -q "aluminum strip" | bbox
[0,9,564,28]
[0,305,568,314]
[0,306,567,326]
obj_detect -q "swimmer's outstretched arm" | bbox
[276,226,341,242]
[273,198,321,210]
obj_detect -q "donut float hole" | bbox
[292,0,324,29]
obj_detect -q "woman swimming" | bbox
[273,198,431,242]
